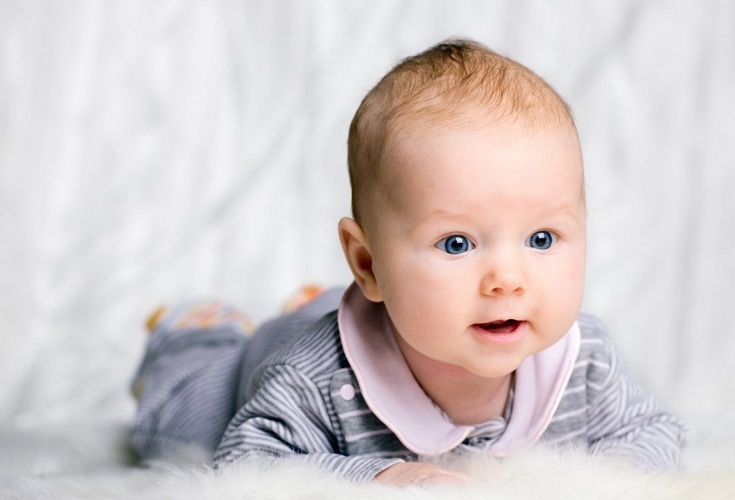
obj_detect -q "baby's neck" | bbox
[421,369,512,426]
[393,334,513,425]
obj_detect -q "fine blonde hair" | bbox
[347,38,576,226]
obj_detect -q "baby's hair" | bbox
[347,38,576,226]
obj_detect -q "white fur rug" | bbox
[1,419,733,499]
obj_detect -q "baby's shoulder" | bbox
[573,312,623,392]
[260,310,349,377]
[576,312,615,354]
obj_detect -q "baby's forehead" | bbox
[385,112,580,165]
[374,117,584,210]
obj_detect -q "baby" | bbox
[130,39,685,486]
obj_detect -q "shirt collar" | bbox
[337,282,581,456]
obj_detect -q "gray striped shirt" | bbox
[213,296,685,482]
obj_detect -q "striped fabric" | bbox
[543,314,685,471]
[130,325,248,457]
[130,293,685,482]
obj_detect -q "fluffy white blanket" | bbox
[1,420,733,499]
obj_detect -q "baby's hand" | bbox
[374,462,470,487]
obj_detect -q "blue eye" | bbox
[527,231,555,250]
[439,235,474,255]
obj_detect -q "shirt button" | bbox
[339,384,356,401]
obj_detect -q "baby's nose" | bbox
[479,251,526,296]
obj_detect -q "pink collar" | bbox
[338,283,580,456]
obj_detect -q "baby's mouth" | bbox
[477,319,521,334]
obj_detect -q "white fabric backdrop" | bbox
[1,0,734,466]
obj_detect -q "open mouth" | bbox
[477,319,522,334]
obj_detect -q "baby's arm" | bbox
[213,362,406,482]
[584,325,686,470]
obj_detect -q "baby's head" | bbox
[339,39,586,383]
[347,39,580,232]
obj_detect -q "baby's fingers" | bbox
[374,462,470,487]
[419,468,470,486]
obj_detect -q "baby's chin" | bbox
[455,357,524,380]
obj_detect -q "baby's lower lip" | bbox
[472,320,526,343]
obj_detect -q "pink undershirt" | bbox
[337,283,581,456]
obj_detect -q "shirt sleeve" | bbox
[213,363,403,482]
[584,325,686,470]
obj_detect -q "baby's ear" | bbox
[338,217,383,302]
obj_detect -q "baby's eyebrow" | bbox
[536,208,586,229]
[543,203,579,216]
[425,207,464,219]
[400,208,467,235]
[412,207,470,226]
